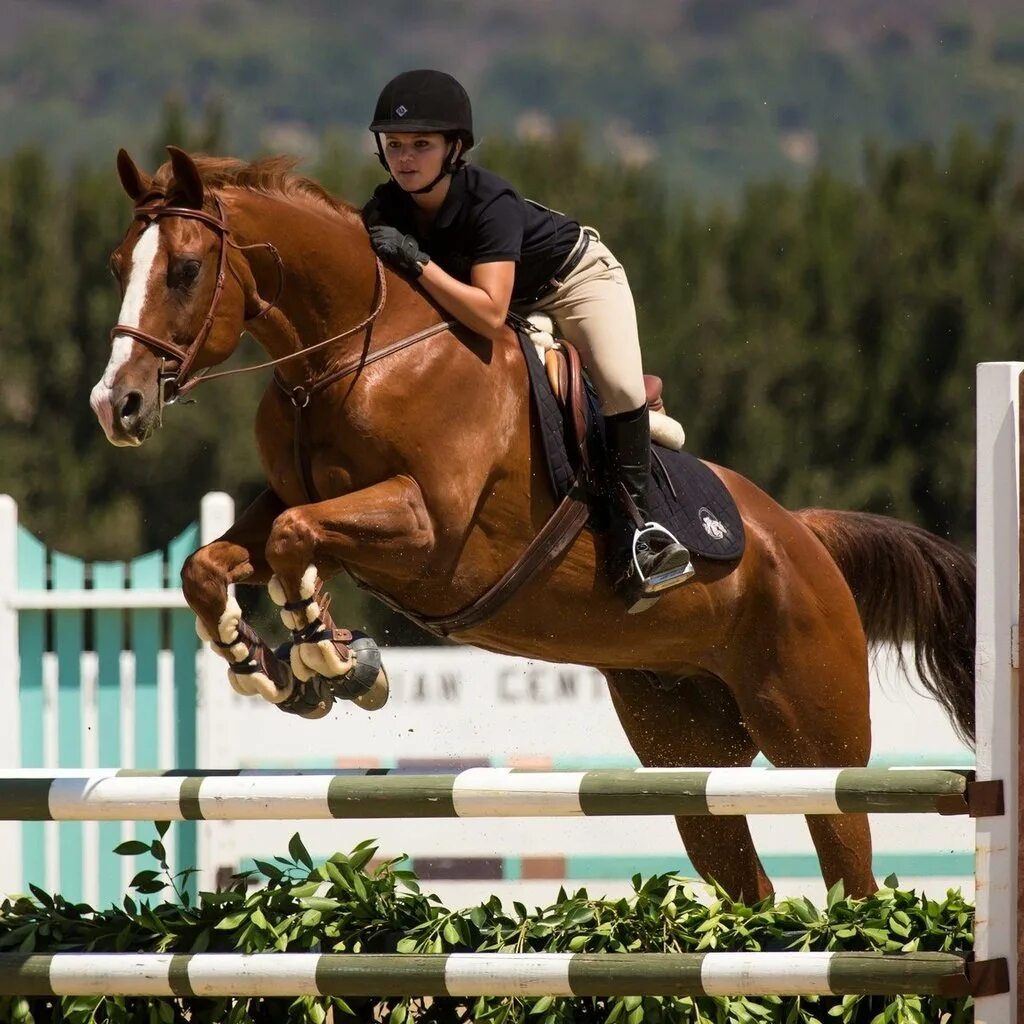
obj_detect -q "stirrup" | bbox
[632,523,696,594]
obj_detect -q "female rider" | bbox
[363,69,694,613]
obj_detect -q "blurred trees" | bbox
[0,125,1021,640]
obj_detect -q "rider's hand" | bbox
[368,225,430,278]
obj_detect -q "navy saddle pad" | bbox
[517,331,745,562]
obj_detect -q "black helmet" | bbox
[369,69,474,149]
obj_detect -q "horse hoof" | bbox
[353,666,389,711]
[341,633,390,711]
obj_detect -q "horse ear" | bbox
[167,146,205,208]
[116,149,152,201]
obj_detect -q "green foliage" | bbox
[0,837,974,1024]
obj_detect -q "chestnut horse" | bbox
[91,147,975,901]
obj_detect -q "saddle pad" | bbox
[646,447,744,561]
[517,331,744,562]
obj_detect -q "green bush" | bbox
[0,827,974,1023]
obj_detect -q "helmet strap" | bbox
[377,138,460,196]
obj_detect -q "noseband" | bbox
[110,194,284,405]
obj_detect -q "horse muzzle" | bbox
[89,379,159,447]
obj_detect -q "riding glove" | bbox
[368,225,430,278]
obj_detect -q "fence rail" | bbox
[0,766,975,820]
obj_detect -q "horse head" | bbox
[91,147,251,446]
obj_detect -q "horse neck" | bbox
[223,188,415,383]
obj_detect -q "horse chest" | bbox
[261,429,355,507]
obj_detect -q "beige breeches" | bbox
[514,231,647,416]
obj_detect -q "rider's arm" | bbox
[417,260,515,341]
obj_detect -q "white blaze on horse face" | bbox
[90,223,162,438]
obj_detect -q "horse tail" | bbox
[795,508,976,747]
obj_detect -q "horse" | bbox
[90,146,976,902]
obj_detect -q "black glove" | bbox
[368,225,430,278]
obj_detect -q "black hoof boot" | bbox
[331,631,390,711]
[276,631,389,713]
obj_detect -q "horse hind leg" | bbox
[606,669,774,903]
[729,631,877,898]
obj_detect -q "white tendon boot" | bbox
[195,596,294,704]
[268,567,389,711]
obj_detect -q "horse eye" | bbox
[171,259,202,289]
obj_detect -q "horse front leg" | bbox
[264,474,437,713]
[180,488,302,712]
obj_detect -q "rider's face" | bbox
[383,132,451,191]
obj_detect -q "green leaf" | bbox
[28,885,53,907]
[254,859,284,880]
[11,997,33,1023]
[133,880,167,895]
[114,841,151,857]
[214,911,250,931]
[348,846,376,871]
[155,821,171,838]
[605,998,626,1024]
[388,1004,408,1024]
[299,897,341,912]
[289,833,314,869]
[529,996,554,1015]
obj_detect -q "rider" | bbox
[363,69,695,613]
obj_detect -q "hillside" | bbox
[2,0,1023,197]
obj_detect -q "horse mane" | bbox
[153,154,362,223]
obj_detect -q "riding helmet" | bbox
[369,69,474,149]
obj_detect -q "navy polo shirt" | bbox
[363,165,581,302]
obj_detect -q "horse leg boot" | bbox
[182,487,336,717]
[268,571,389,712]
[262,476,443,711]
[604,403,695,613]
[195,602,296,707]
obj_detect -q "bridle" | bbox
[109,191,454,497]
[109,192,398,409]
[110,194,282,408]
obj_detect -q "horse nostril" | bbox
[117,390,143,424]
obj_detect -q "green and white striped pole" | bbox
[0,952,970,998]
[0,767,972,821]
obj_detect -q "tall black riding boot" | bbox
[604,403,695,613]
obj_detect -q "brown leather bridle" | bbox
[110,195,277,407]
[108,191,453,466]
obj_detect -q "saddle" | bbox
[515,313,744,564]
[386,316,744,639]
[524,313,687,456]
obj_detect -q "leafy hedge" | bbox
[0,826,974,1024]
